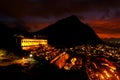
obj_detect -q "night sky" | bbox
[0,0,120,38]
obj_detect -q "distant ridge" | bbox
[33,15,104,47]
[0,22,30,50]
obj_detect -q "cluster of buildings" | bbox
[26,43,120,71]
[28,44,83,70]
[15,34,120,72]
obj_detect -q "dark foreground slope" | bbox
[0,61,88,80]
[34,15,103,47]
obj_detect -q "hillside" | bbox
[33,15,103,47]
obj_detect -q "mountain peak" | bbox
[34,15,103,47]
[57,15,81,24]
[65,15,79,20]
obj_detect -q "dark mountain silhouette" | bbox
[0,22,30,51]
[34,15,103,48]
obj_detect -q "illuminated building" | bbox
[21,38,48,50]
[15,34,48,50]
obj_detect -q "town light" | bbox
[29,54,33,58]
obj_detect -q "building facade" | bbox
[21,38,48,50]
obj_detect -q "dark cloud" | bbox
[0,0,120,38]
[113,10,120,18]
[0,0,120,17]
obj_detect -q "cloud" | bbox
[0,0,120,38]
[97,33,120,38]
[0,0,120,17]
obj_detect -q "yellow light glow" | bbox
[29,54,33,58]
[22,57,25,59]
[55,53,69,69]
[21,39,48,50]
[100,74,104,79]
[110,66,116,70]
[96,73,98,77]
[71,58,77,65]
[103,70,110,78]
[92,62,97,69]
[110,69,114,73]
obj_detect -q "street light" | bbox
[29,54,33,58]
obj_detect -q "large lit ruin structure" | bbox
[16,35,48,50]
[21,38,48,50]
